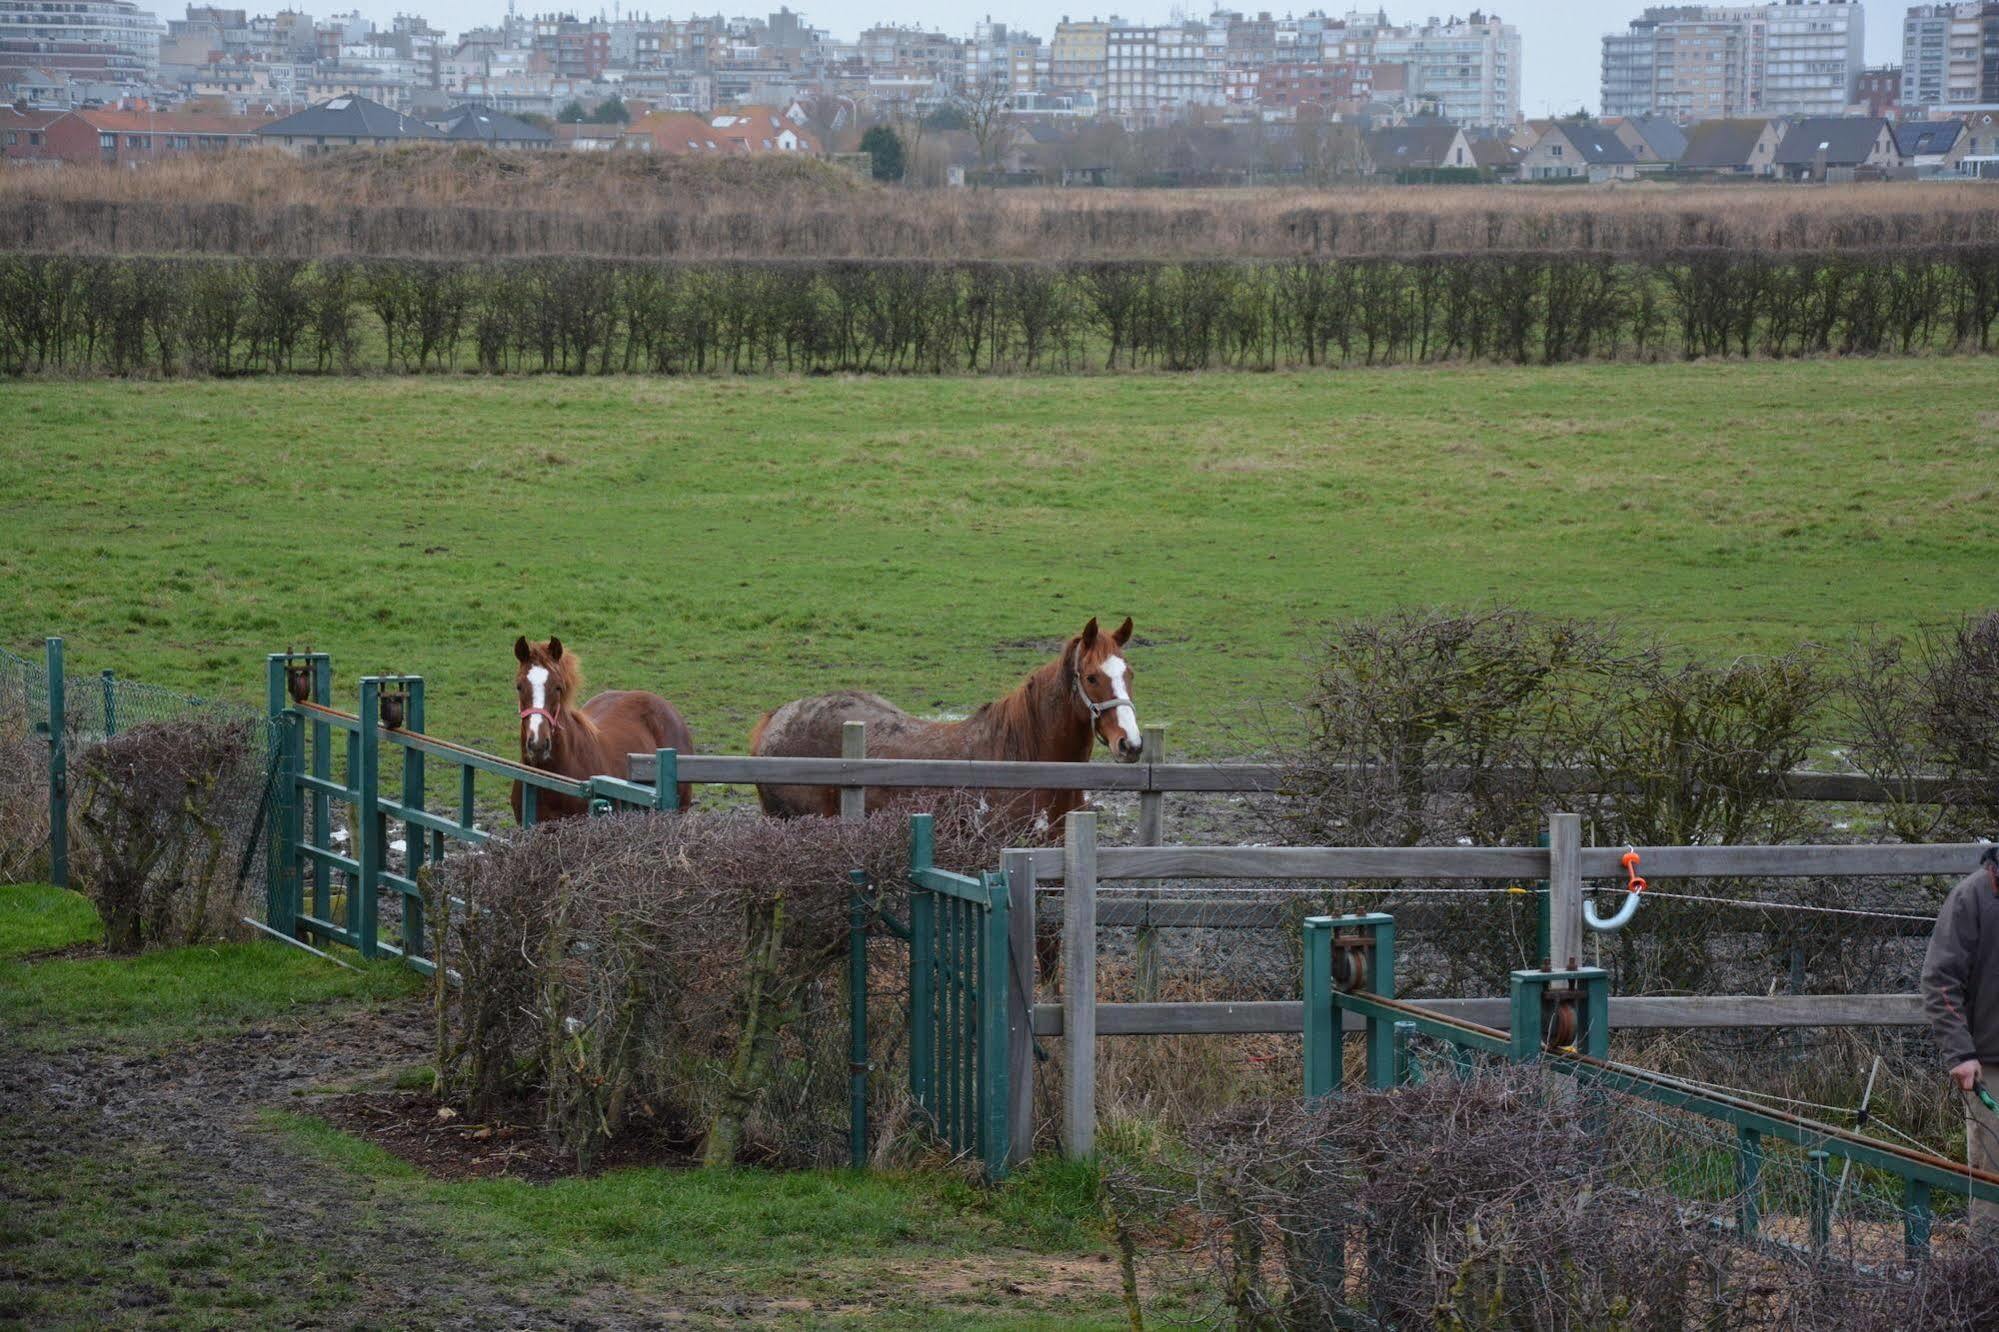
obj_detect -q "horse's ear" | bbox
[1079,617,1099,649]
[514,635,531,663]
[1112,616,1133,646]
[547,635,563,662]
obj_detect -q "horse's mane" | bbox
[968,646,1074,761]
[527,644,595,739]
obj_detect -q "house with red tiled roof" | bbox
[0,106,62,161]
[620,106,819,156]
[15,106,269,164]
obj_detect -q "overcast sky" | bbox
[390,1,1905,117]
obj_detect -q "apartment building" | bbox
[1601,2,1862,121]
[1901,3,1999,108]
[1049,18,1108,94]
[1363,9,1520,126]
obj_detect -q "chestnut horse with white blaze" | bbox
[511,635,694,822]
[749,616,1142,827]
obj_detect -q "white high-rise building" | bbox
[1363,10,1521,126]
[1901,3,1998,108]
[1600,2,1863,121]
[0,0,162,78]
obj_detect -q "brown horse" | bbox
[749,616,1142,829]
[511,635,694,822]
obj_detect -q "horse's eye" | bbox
[1087,673,1100,684]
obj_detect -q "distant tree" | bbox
[859,125,905,181]
[557,99,586,123]
[923,102,969,132]
[588,96,630,124]
[954,77,1016,183]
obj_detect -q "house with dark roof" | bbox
[1677,118,1789,177]
[1604,115,1687,169]
[1468,135,1523,179]
[434,105,554,150]
[1363,122,1473,175]
[1517,121,1637,182]
[1893,120,1967,175]
[255,95,444,156]
[1771,117,1900,180]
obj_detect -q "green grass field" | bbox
[2,362,1993,757]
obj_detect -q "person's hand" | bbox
[1950,1059,1981,1092]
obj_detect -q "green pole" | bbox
[848,869,870,1170]
[908,815,935,1118]
[1393,1020,1420,1086]
[1302,917,1335,1099]
[101,669,116,739]
[264,655,299,937]
[1364,917,1397,1090]
[1736,1125,1763,1242]
[1808,1149,1833,1257]
[1902,1177,1931,1264]
[356,677,381,959]
[654,748,679,811]
[401,677,426,962]
[45,637,66,889]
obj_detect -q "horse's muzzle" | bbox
[1115,736,1143,762]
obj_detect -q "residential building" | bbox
[621,105,817,153]
[0,105,61,157]
[434,103,553,147]
[1364,121,1473,173]
[1365,9,1520,127]
[1770,114,1900,175]
[1049,18,1108,93]
[1600,3,1863,122]
[1900,3,1999,109]
[1677,114,1790,170]
[1105,22,1156,124]
[13,104,263,163]
[255,92,442,152]
[1155,20,1224,116]
[1856,62,1901,113]
[0,0,163,80]
[1517,120,1640,180]
[1894,115,1968,169]
[1604,112,1689,164]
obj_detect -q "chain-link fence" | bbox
[1,640,277,949]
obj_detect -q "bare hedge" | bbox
[70,716,272,952]
[430,800,1029,1170]
[1107,1068,1999,1330]
[4,247,1998,378]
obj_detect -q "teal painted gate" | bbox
[904,813,1012,1180]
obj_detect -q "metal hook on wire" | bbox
[1584,846,1647,932]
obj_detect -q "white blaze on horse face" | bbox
[525,665,550,747]
[1103,656,1138,748]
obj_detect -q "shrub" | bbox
[69,715,272,952]
[431,799,1029,1170]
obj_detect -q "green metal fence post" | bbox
[1302,917,1335,1099]
[400,676,426,961]
[45,636,66,889]
[1365,916,1396,1090]
[979,870,1012,1181]
[355,676,382,959]
[1902,1177,1931,1264]
[101,669,116,739]
[1808,1149,1833,1257]
[908,814,935,1116]
[654,748,678,811]
[1736,1125,1763,1242]
[849,869,870,1170]
[264,655,302,938]
[311,655,333,925]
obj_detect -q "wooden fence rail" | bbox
[1019,810,1977,1161]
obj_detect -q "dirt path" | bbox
[0,998,681,1329]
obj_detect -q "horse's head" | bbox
[513,634,575,765]
[1066,616,1142,762]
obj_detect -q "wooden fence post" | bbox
[1063,810,1098,1158]
[840,721,866,822]
[1547,812,1582,972]
[1133,723,1166,1001]
[1003,847,1037,1168]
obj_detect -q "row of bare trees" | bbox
[5,248,1998,377]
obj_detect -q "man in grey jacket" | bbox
[1921,847,1999,1237]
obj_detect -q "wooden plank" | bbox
[1133,724,1166,1003]
[1062,811,1097,1159]
[1029,993,1927,1037]
[1578,844,1987,880]
[839,722,866,822]
[1548,813,1582,971]
[623,752,1952,805]
[1036,896,1935,936]
[1094,845,1551,881]
[1002,848,1038,1169]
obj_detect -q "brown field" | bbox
[4,145,1998,259]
